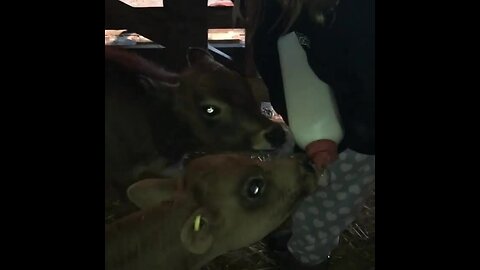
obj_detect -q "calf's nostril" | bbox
[264,125,286,147]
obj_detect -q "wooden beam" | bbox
[105,0,169,45]
[244,0,258,77]
[107,0,250,70]
[106,2,242,30]
[207,7,245,28]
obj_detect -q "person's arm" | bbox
[277,32,344,168]
[335,0,375,155]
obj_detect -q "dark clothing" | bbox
[252,0,375,155]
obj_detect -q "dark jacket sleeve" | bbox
[336,0,375,154]
[252,0,375,155]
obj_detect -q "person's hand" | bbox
[305,140,338,170]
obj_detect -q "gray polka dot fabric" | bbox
[288,148,375,265]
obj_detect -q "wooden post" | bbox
[244,0,258,78]
[163,0,208,71]
[105,0,169,43]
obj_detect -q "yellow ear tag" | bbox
[194,215,202,232]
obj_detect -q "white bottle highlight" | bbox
[277,32,344,149]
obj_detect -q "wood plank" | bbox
[207,7,244,28]
[244,0,258,77]
[106,2,241,31]
[107,0,255,70]
[105,0,169,44]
